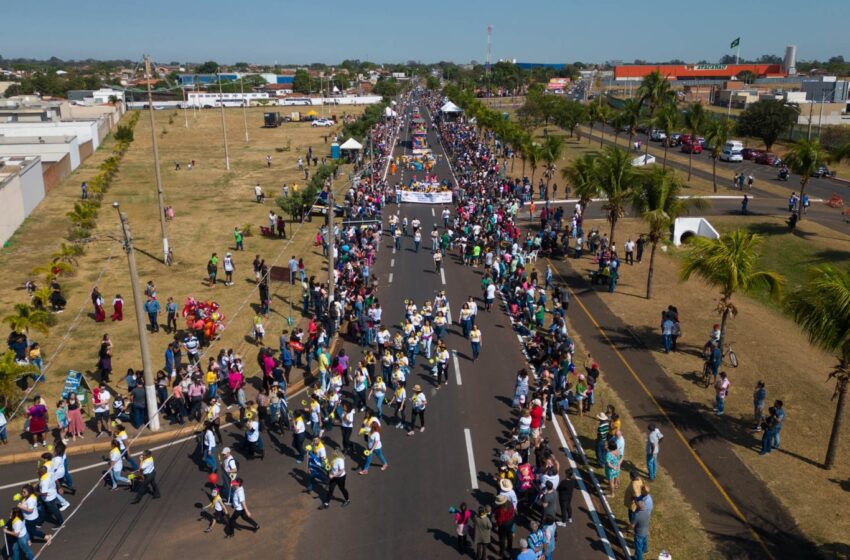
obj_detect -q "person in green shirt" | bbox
[234,228,244,251]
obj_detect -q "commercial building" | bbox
[0,135,81,186]
[614,63,786,81]
[0,155,46,245]
[802,76,850,103]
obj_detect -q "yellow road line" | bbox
[546,258,775,560]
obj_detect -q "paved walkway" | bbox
[545,256,818,559]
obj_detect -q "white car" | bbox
[650,129,667,142]
[720,149,743,162]
[311,119,334,127]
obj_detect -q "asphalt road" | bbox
[0,103,622,559]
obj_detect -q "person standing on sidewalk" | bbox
[595,412,611,468]
[630,499,651,560]
[494,494,515,558]
[646,424,663,481]
[714,371,730,416]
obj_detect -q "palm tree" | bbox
[596,102,611,148]
[637,71,675,159]
[783,139,829,221]
[51,242,85,267]
[704,118,734,193]
[785,265,850,469]
[32,261,74,283]
[654,104,680,170]
[30,287,54,311]
[630,168,706,298]
[593,146,641,244]
[609,110,626,147]
[525,142,545,189]
[66,201,98,229]
[680,230,783,350]
[3,303,53,356]
[0,350,37,408]
[683,102,707,181]
[622,98,643,149]
[541,135,565,191]
[561,153,598,208]
[586,102,599,144]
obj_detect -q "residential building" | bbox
[0,155,46,245]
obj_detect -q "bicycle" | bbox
[723,343,738,368]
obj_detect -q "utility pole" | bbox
[113,202,160,431]
[218,73,231,171]
[240,74,249,142]
[181,83,188,128]
[326,176,335,304]
[143,55,171,265]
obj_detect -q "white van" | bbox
[720,140,744,162]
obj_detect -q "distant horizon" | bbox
[3,0,848,65]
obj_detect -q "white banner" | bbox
[400,191,453,204]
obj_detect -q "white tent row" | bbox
[384,106,398,117]
[440,101,462,114]
[340,138,363,150]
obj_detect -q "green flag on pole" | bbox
[730,37,740,49]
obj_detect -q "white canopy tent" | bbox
[339,138,363,151]
[440,101,462,114]
[384,106,398,117]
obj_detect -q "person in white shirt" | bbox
[321,450,350,509]
[485,282,497,311]
[4,508,35,557]
[37,465,63,527]
[359,421,388,474]
[408,385,427,435]
[18,486,48,543]
[92,384,112,438]
[131,450,161,503]
[203,421,217,472]
[226,478,259,535]
[223,253,235,286]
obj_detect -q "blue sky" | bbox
[3,0,848,64]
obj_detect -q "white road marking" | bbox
[388,272,393,283]
[463,428,479,490]
[391,258,395,268]
[392,246,396,254]
[452,349,462,386]
[552,415,618,559]
[440,267,446,285]
[446,303,453,324]
[431,208,435,217]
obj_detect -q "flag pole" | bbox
[726,39,740,118]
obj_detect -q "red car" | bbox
[756,152,779,165]
[742,148,762,160]
[681,141,703,154]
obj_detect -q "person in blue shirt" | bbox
[772,400,785,449]
[165,297,178,333]
[708,341,722,383]
[143,297,161,333]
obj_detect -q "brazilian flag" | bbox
[730,37,740,49]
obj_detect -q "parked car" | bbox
[668,133,683,147]
[755,152,779,165]
[650,129,667,142]
[681,141,703,154]
[720,148,743,162]
[742,148,762,160]
[311,118,334,127]
[811,164,831,178]
[310,199,345,216]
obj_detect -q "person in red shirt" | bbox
[494,494,516,557]
[530,398,544,446]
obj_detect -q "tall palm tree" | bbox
[525,141,545,189]
[586,102,599,144]
[3,303,53,355]
[785,265,850,469]
[683,102,707,181]
[593,146,641,244]
[561,153,598,208]
[595,102,611,148]
[783,139,829,221]
[51,242,85,267]
[622,98,643,149]
[704,118,734,193]
[541,135,565,191]
[609,110,626,147]
[637,71,675,159]
[680,230,783,350]
[630,168,706,298]
[654,104,680,170]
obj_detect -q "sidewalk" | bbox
[546,256,817,560]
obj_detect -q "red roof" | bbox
[614,64,785,80]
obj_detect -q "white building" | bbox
[0,155,46,245]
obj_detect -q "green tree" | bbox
[683,102,707,181]
[680,230,783,350]
[622,98,643,148]
[630,168,705,298]
[593,146,641,243]
[704,118,734,193]
[785,265,850,469]
[637,70,675,159]
[425,76,440,90]
[736,70,756,84]
[595,101,611,148]
[541,135,565,191]
[736,100,799,151]
[0,350,37,408]
[783,139,829,220]
[524,141,545,188]
[3,303,53,354]
[66,201,98,229]
[195,61,220,74]
[654,103,680,169]
[293,69,312,94]
[51,242,84,267]
[561,153,598,207]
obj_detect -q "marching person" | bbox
[131,450,161,504]
[321,450,351,509]
[469,325,482,362]
[202,487,229,534]
[220,447,238,502]
[408,384,427,435]
[359,421,388,474]
[226,478,260,536]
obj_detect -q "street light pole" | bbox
[327,176,335,305]
[144,55,171,265]
[240,74,249,142]
[218,74,231,171]
[113,202,160,431]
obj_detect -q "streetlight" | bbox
[113,202,160,431]
[143,55,171,265]
[218,73,231,171]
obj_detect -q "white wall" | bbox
[0,158,45,245]
[673,217,720,246]
[0,137,81,170]
[0,120,101,150]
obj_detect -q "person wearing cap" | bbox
[595,412,611,468]
[494,493,515,558]
[223,252,235,286]
[498,478,517,510]
[225,478,259,535]
[202,487,229,534]
[408,385,427,435]
[219,447,237,501]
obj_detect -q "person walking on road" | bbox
[226,478,259,536]
[359,421,388,474]
[202,487,229,534]
[131,450,161,504]
[646,424,663,481]
[433,248,443,273]
[557,471,575,525]
[408,385,427,435]
[469,325,482,362]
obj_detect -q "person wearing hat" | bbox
[408,385,427,435]
[595,412,611,468]
[498,477,517,510]
[202,486,229,533]
[226,478,259,536]
[494,493,516,558]
[223,252,235,286]
[472,506,492,559]
[220,447,238,501]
